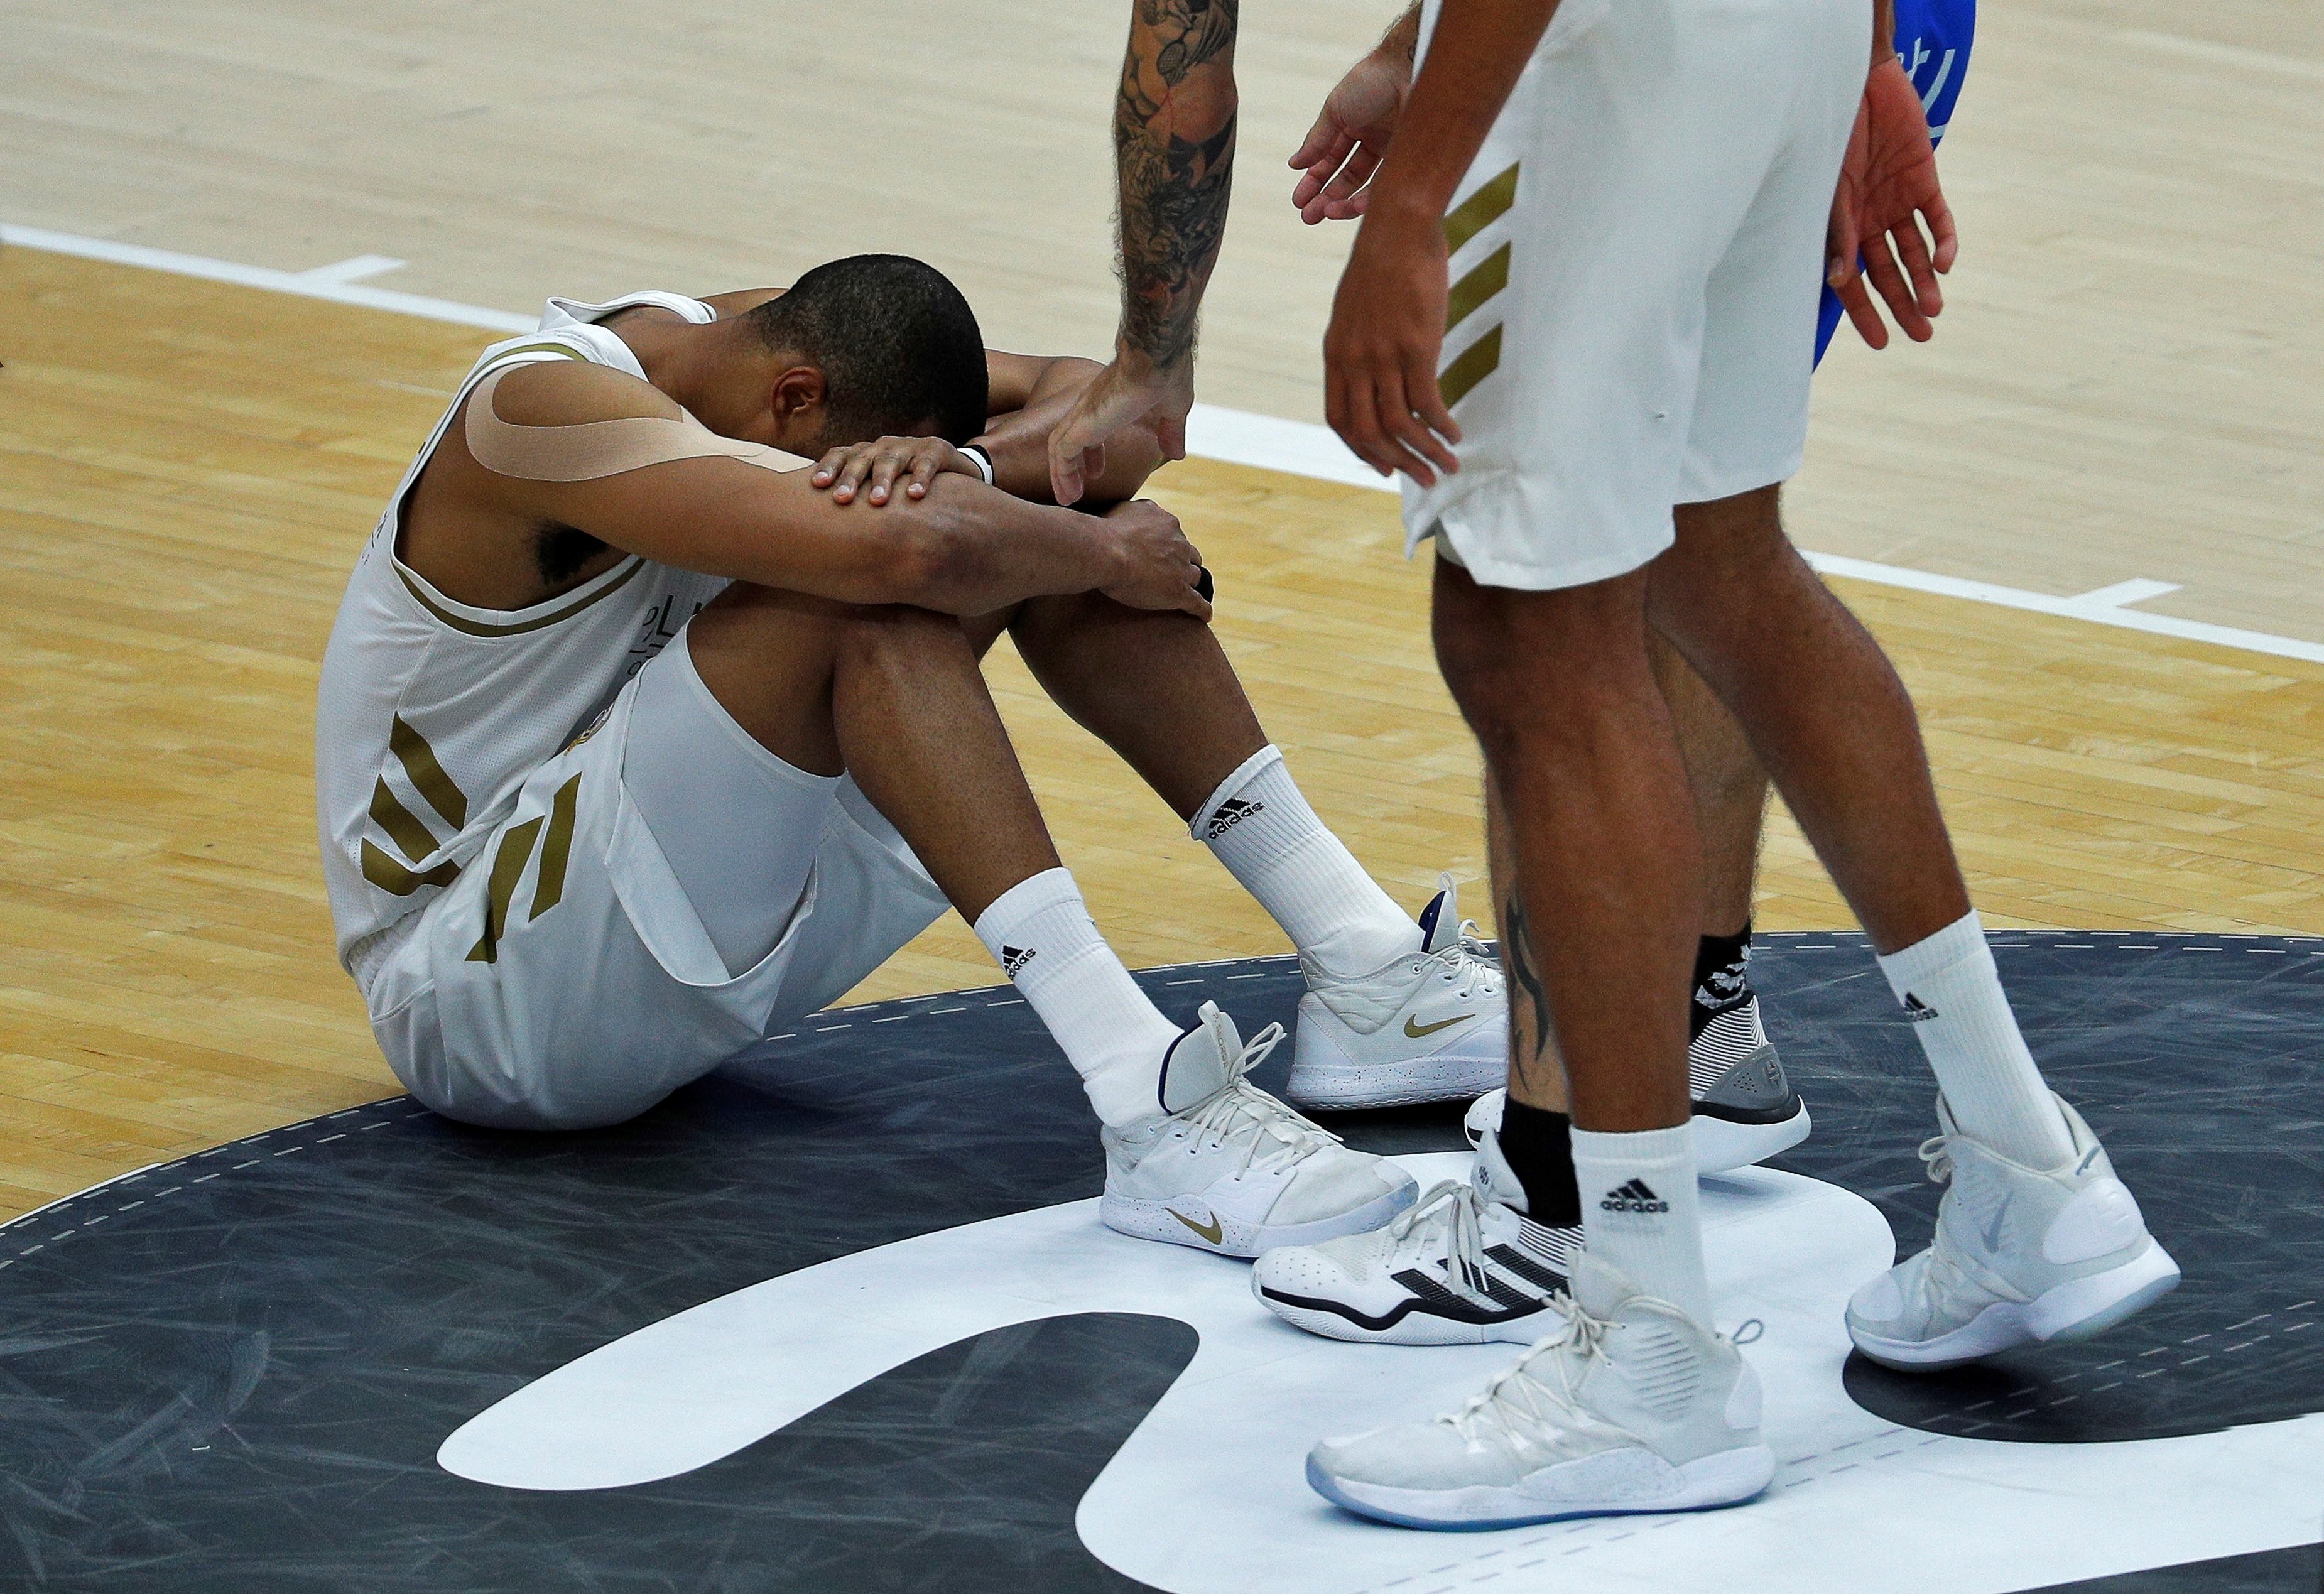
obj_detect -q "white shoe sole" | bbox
[1100,1181,1416,1259]
[1850,1239,2183,1370]
[1282,1048,1501,1111]
[1308,1442,1776,1531]
[1251,1270,1564,1347]
[1693,1100,1812,1176]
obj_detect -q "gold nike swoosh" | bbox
[1404,1013,1475,1039]
[1168,1208,1224,1245]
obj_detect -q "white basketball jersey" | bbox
[315,293,741,992]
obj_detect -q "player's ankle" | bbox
[1496,1097,1583,1225]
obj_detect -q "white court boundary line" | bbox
[10,220,2321,670]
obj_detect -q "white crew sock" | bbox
[973,868,1183,1129]
[1190,745,1421,979]
[1877,911,2075,1169]
[1570,1124,1714,1324]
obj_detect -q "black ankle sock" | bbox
[1497,1099,1583,1228]
[1691,926,1752,1036]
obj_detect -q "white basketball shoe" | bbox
[1847,1093,2180,1369]
[1687,968,1813,1171]
[1306,1251,1775,1530]
[1100,1002,1416,1258]
[1283,874,1507,1110]
[1465,1058,1808,1179]
[1252,1100,1573,1345]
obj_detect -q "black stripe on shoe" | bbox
[1257,1267,1558,1333]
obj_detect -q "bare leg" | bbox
[1648,487,1970,953]
[1001,592,1267,820]
[1434,561,1698,1134]
[1649,630,1769,939]
[685,584,1060,921]
[1486,776,1568,1112]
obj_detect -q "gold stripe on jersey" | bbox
[529,774,582,920]
[389,714,469,827]
[1440,325,1504,409]
[1446,242,1512,333]
[393,555,646,640]
[361,839,460,896]
[1443,164,1520,255]
[367,776,442,864]
[467,816,545,964]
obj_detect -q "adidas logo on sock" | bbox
[1001,945,1036,977]
[1903,992,1939,1022]
[1202,798,1264,840]
[1599,1178,1670,1214]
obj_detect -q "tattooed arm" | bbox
[1046,0,1241,506]
[1115,0,1240,371]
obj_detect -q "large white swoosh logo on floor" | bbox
[439,1158,2324,1594]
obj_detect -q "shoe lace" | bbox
[1430,920,1503,1001]
[1442,1289,1612,1448]
[1388,1179,1496,1304]
[1911,1130,2008,1304]
[1177,1022,1339,1177]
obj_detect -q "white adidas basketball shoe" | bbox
[1252,1099,1572,1345]
[1306,1251,1775,1530]
[1283,874,1506,1110]
[1847,1093,2180,1369]
[1100,1002,1416,1258]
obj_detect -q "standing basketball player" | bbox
[1241,0,1977,1352]
[1053,0,2176,1527]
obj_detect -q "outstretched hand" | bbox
[1046,354,1191,507]
[1288,47,1411,224]
[1826,54,1959,350]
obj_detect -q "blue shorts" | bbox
[1813,0,1976,364]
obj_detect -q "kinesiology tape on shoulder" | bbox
[462,364,812,482]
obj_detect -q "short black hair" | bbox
[746,254,987,445]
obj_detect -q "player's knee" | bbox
[829,602,972,671]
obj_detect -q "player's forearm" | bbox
[1357,0,1558,226]
[977,364,1165,504]
[894,478,1131,614]
[1112,0,1241,374]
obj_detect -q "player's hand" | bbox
[1826,54,1959,350]
[1289,46,1410,224]
[1047,351,1192,507]
[810,436,979,506]
[1323,202,1460,485]
[1099,499,1212,621]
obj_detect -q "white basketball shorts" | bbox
[1404,0,1869,591]
[362,630,947,1130]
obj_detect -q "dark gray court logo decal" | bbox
[1,936,2318,1591]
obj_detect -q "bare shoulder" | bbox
[480,359,681,427]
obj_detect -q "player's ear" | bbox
[768,364,827,431]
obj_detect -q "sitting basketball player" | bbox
[316,253,1536,1257]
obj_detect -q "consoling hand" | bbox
[810,436,979,506]
[1825,54,1959,350]
[1046,355,1193,508]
